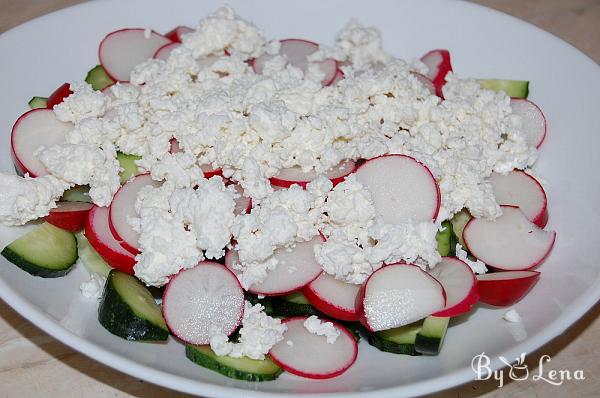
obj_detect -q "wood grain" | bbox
[1,0,598,397]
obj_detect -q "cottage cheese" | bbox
[303,315,340,344]
[456,243,488,274]
[209,301,286,360]
[503,309,522,323]
[0,173,70,226]
[53,82,110,123]
[79,273,106,300]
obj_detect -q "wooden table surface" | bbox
[1,0,599,397]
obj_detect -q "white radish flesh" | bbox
[489,170,548,227]
[510,98,547,148]
[11,109,73,177]
[303,272,361,321]
[99,28,171,81]
[85,205,136,274]
[153,42,179,60]
[429,257,478,317]
[269,316,358,379]
[463,206,556,271]
[252,39,337,85]
[232,184,251,215]
[225,236,324,296]
[162,262,244,345]
[270,160,355,188]
[412,72,436,95]
[109,174,161,254]
[358,264,446,331]
[354,155,440,223]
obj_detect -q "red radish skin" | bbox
[463,205,556,271]
[269,316,358,379]
[510,98,547,148]
[269,160,356,189]
[164,25,193,43]
[477,270,541,306]
[46,83,73,109]
[353,154,441,223]
[489,170,548,228]
[303,272,361,321]
[357,263,446,332]
[252,38,338,86]
[225,235,324,296]
[429,257,479,317]
[109,173,161,255]
[162,262,245,345]
[201,164,223,179]
[420,49,453,97]
[11,109,73,177]
[85,205,136,274]
[45,202,93,232]
[153,42,179,60]
[329,69,344,86]
[99,28,171,82]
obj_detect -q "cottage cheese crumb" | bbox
[0,173,70,226]
[456,243,488,274]
[80,273,106,300]
[503,309,522,323]
[209,301,287,359]
[303,315,340,344]
[53,82,110,123]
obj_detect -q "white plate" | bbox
[1,0,599,397]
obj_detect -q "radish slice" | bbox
[353,155,440,223]
[252,39,338,86]
[109,173,161,254]
[411,72,436,95]
[269,160,355,189]
[162,261,244,345]
[269,316,358,379]
[11,109,73,177]
[420,49,452,97]
[357,263,446,332]
[99,28,171,82]
[201,164,223,178]
[164,25,193,43]
[46,83,73,109]
[153,42,179,60]
[225,235,324,296]
[429,257,479,317]
[510,98,547,148]
[463,205,556,271]
[232,184,251,215]
[85,205,136,274]
[489,170,548,228]
[330,69,344,86]
[477,270,541,306]
[303,272,361,321]
[45,201,93,232]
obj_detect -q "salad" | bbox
[0,6,556,382]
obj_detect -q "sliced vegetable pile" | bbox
[1,19,556,383]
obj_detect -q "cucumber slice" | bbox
[61,185,92,203]
[28,96,48,109]
[450,209,471,247]
[1,222,77,277]
[85,65,115,91]
[436,220,457,257]
[98,270,168,341]
[478,79,529,99]
[415,316,449,355]
[367,322,422,355]
[186,345,283,382]
[270,293,322,317]
[117,152,141,184]
[76,232,112,277]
